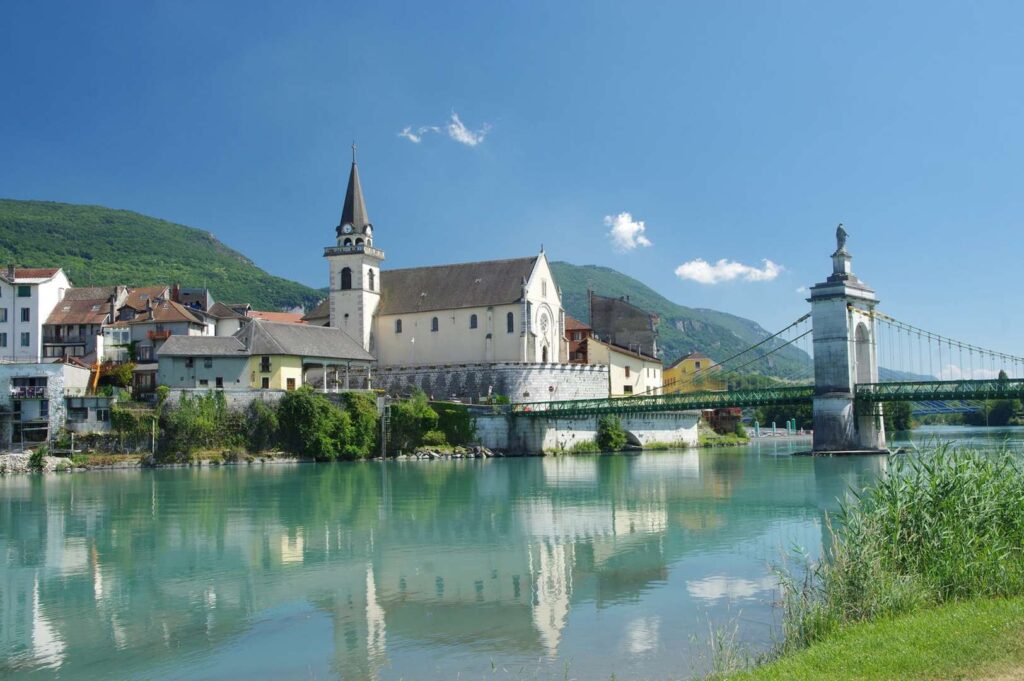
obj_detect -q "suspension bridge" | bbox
[512,228,1024,454]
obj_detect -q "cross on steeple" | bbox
[352,142,357,164]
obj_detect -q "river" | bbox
[3,426,1023,680]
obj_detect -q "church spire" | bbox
[337,143,371,237]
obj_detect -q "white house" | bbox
[0,266,72,362]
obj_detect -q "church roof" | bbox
[338,155,370,234]
[378,256,538,315]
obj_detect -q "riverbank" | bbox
[728,596,1024,680]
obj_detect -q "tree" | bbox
[883,401,913,432]
[276,387,353,460]
[596,414,627,452]
[389,391,438,453]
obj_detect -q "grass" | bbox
[729,596,1024,681]
[720,445,1024,680]
[641,440,691,450]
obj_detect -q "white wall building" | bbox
[0,267,72,362]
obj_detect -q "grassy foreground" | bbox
[731,596,1024,680]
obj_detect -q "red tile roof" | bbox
[247,310,307,324]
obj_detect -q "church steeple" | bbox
[337,143,371,238]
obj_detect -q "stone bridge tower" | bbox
[809,225,887,453]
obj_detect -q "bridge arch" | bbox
[854,322,872,384]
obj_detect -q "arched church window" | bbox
[368,269,375,291]
[395,319,402,334]
[469,314,478,329]
[431,317,439,332]
[506,312,514,333]
[343,238,352,246]
[355,238,364,246]
[340,267,352,290]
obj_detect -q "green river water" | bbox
[3,426,1023,680]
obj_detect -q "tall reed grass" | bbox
[778,445,1024,652]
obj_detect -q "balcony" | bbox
[11,386,47,399]
[148,329,172,341]
[43,335,88,345]
[323,244,385,259]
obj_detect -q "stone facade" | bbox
[375,362,609,404]
[475,411,699,454]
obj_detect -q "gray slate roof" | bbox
[338,160,370,234]
[378,256,537,315]
[236,319,374,361]
[302,299,330,323]
[158,336,247,357]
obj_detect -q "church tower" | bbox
[324,145,384,353]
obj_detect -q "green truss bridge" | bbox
[510,379,1024,419]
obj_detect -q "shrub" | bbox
[389,391,438,453]
[434,403,476,445]
[421,429,447,446]
[159,391,234,457]
[102,362,135,388]
[155,385,170,406]
[276,387,352,460]
[340,392,379,458]
[596,414,627,452]
[779,446,1024,651]
[245,400,279,453]
[28,445,47,470]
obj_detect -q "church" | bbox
[305,151,569,368]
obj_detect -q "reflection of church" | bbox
[304,151,568,367]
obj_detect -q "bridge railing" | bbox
[511,385,815,418]
[855,378,1024,403]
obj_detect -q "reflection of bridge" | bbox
[514,229,1024,454]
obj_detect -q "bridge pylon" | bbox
[808,227,887,454]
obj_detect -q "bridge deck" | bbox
[510,378,1024,419]
[511,385,814,418]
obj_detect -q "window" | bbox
[17,285,30,298]
[695,361,701,369]
[506,312,514,333]
[624,366,631,378]
[286,378,296,390]
[542,280,547,297]
[96,409,110,422]
[0,333,5,347]
[340,267,352,290]
[260,356,271,372]
[368,269,375,291]
[623,385,633,395]
[469,314,478,329]
[199,379,209,387]
[395,319,402,334]
[431,317,439,332]
[68,408,88,422]
[215,377,223,389]
[185,358,194,368]
[355,238,364,246]
[261,377,270,389]
[343,238,352,246]
[203,357,213,368]
[20,308,29,322]
[572,331,582,341]
[20,332,29,347]
[0,309,6,322]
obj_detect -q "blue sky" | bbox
[2,1,1023,352]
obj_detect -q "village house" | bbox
[0,359,95,447]
[565,315,592,363]
[584,336,663,397]
[157,318,374,393]
[0,266,72,362]
[663,350,724,394]
[43,285,128,361]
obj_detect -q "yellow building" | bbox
[663,351,724,394]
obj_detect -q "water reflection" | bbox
[2,437,993,681]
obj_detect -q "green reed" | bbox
[778,445,1024,651]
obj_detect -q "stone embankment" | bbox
[397,445,514,461]
[0,453,68,474]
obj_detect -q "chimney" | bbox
[171,283,181,303]
[6,264,14,280]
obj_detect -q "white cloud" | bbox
[796,286,808,294]
[675,258,783,285]
[686,575,778,602]
[398,112,489,147]
[446,112,490,146]
[605,212,653,251]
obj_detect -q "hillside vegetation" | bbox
[552,262,810,373]
[0,200,322,310]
